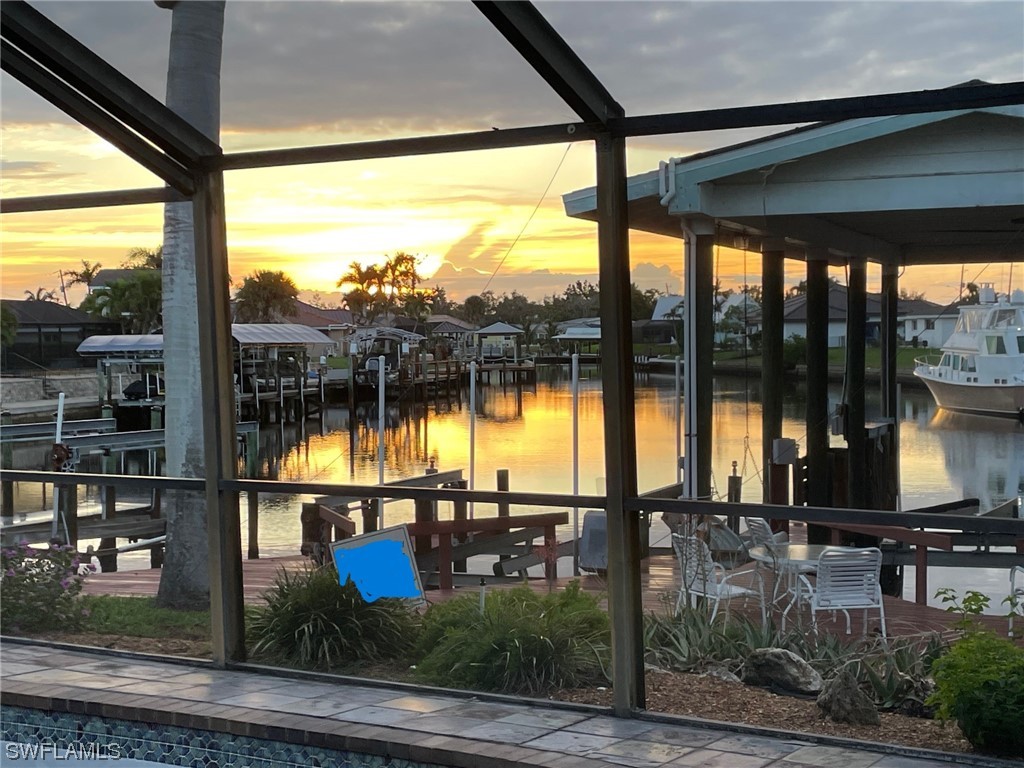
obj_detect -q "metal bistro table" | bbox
[747,544,850,617]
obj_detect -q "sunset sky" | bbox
[2,1,1022,307]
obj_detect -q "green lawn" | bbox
[827,346,922,372]
[81,595,210,640]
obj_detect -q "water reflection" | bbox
[6,373,1021,604]
[928,410,1024,512]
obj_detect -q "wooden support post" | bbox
[761,248,785,504]
[915,545,928,605]
[694,230,715,502]
[247,490,259,560]
[1,411,13,523]
[846,257,867,510]
[727,461,741,532]
[363,498,379,533]
[497,468,510,564]
[453,479,468,573]
[805,251,831,525]
[496,469,510,517]
[61,482,78,549]
[98,448,118,573]
[414,495,434,556]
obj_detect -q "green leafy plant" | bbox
[1,542,92,633]
[928,630,1024,755]
[415,582,609,695]
[247,564,420,670]
[935,587,990,631]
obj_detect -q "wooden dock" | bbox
[79,552,1016,640]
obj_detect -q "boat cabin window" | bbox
[1018,336,1024,354]
[959,355,976,372]
[991,309,1016,328]
[986,335,1007,355]
[939,353,951,368]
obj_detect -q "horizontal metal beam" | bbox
[473,1,623,123]
[611,82,1024,138]
[1,41,195,194]
[634,496,1024,536]
[888,551,1023,568]
[1,0,219,164]
[0,469,204,492]
[216,122,596,171]
[0,418,116,444]
[1,187,187,215]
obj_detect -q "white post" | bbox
[571,352,580,575]
[469,360,477,519]
[378,355,386,527]
[50,392,66,540]
[675,355,682,485]
[682,226,698,500]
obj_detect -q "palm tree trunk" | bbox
[156,0,225,609]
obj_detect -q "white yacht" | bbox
[914,283,1024,420]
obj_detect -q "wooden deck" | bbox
[81,553,1016,640]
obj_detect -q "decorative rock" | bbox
[817,666,880,725]
[743,648,823,695]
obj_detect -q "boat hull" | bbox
[915,373,1024,419]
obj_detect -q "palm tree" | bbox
[23,287,57,302]
[155,0,225,610]
[79,273,162,333]
[233,270,299,323]
[121,245,163,270]
[66,260,103,289]
[338,261,384,321]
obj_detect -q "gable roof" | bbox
[563,90,1023,267]
[476,321,523,335]
[91,268,158,288]
[288,299,353,328]
[3,299,115,327]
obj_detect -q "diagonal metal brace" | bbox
[474,0,623,124]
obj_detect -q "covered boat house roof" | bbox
[564,98,1023,267]
[77,324,335,356]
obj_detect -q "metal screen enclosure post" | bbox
[595,133,644,714]
[193,171,245,665]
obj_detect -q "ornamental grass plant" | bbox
[415,581,610,695]
[1,541,93,633]
[247,564,420,670]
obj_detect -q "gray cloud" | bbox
[0,160,75,180]
[3,1,1020,147]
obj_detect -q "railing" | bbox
[0,351,55,392]
[4,468,1023,540]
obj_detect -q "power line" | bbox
[482,143,573,294]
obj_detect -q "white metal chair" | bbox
[745,517,804,601]
[787,547,887,638]
[1010,566,1024,637]
[671,534,765,625]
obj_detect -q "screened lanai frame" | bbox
[2,0,1023,717]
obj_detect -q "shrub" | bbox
[929,631,1024,755]
[415,582,609,695]
[247,564,420,670]
[1,541,92,633]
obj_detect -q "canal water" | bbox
[7,368,1023,610]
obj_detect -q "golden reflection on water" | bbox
[7,375,1021,604]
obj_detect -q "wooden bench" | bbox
[407,512,568,590]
